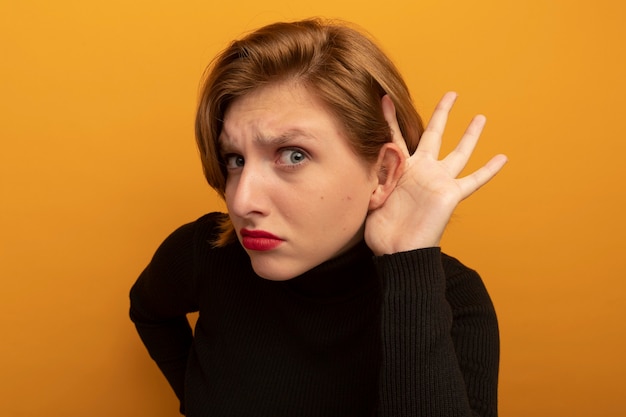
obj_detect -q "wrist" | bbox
[371,235,442,256]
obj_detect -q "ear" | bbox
[368,142,405,210]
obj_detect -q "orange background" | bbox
[1,0,624,416]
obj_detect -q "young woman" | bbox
[130,18,507,417]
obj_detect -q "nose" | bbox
[225,164,269,219]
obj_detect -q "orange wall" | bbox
[1,1,624,416]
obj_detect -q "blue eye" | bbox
[225,154,245,169]
[278,149,308,166]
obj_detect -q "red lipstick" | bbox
[240,228,284,251]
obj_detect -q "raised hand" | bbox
[364,92,507,256]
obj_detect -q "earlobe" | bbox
[368,143,404,210]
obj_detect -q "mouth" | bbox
[240,228,284,251]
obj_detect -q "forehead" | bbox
[219,81,347,148]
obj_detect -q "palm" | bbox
[365,93,507,256]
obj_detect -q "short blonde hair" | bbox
[195,18,424,246]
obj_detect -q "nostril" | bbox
[225,170,267,217]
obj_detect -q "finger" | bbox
[381,95,410,158]
[457,154,508,200]
[418,92,458,156]
[442,114,486,177]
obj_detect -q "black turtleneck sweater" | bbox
[130,213,499,416]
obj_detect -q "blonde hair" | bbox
[195,18,424,246]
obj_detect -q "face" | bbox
[219,81,380,281]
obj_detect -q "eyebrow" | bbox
[219,128,316,153]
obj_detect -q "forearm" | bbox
[131,308,193,403]
[446,254,499,416]
[129,277,194,403]
[374,248,479,417]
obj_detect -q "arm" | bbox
[129,221,200,411]
[445,254,499,416]
[366,93,504,415]
[374,249,499,417]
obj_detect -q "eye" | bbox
[277,148,308,166]
[224,154,245,169]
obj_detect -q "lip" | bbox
[240,228,284,251]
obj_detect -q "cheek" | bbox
[335,192,370,222]
[223,177,240,206]
[289,177,371,223]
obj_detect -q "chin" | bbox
[249,258,308,281]
[252,268,298,281]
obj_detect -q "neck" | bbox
[279,240,376,299]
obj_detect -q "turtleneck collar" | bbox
[278,240,377,300]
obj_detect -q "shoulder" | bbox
[159,212,226,247]
[441,252,496,313]
[171,211,227,239]
[148,212,227,265]
[130,213,229,318]
[441,252,478,278]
